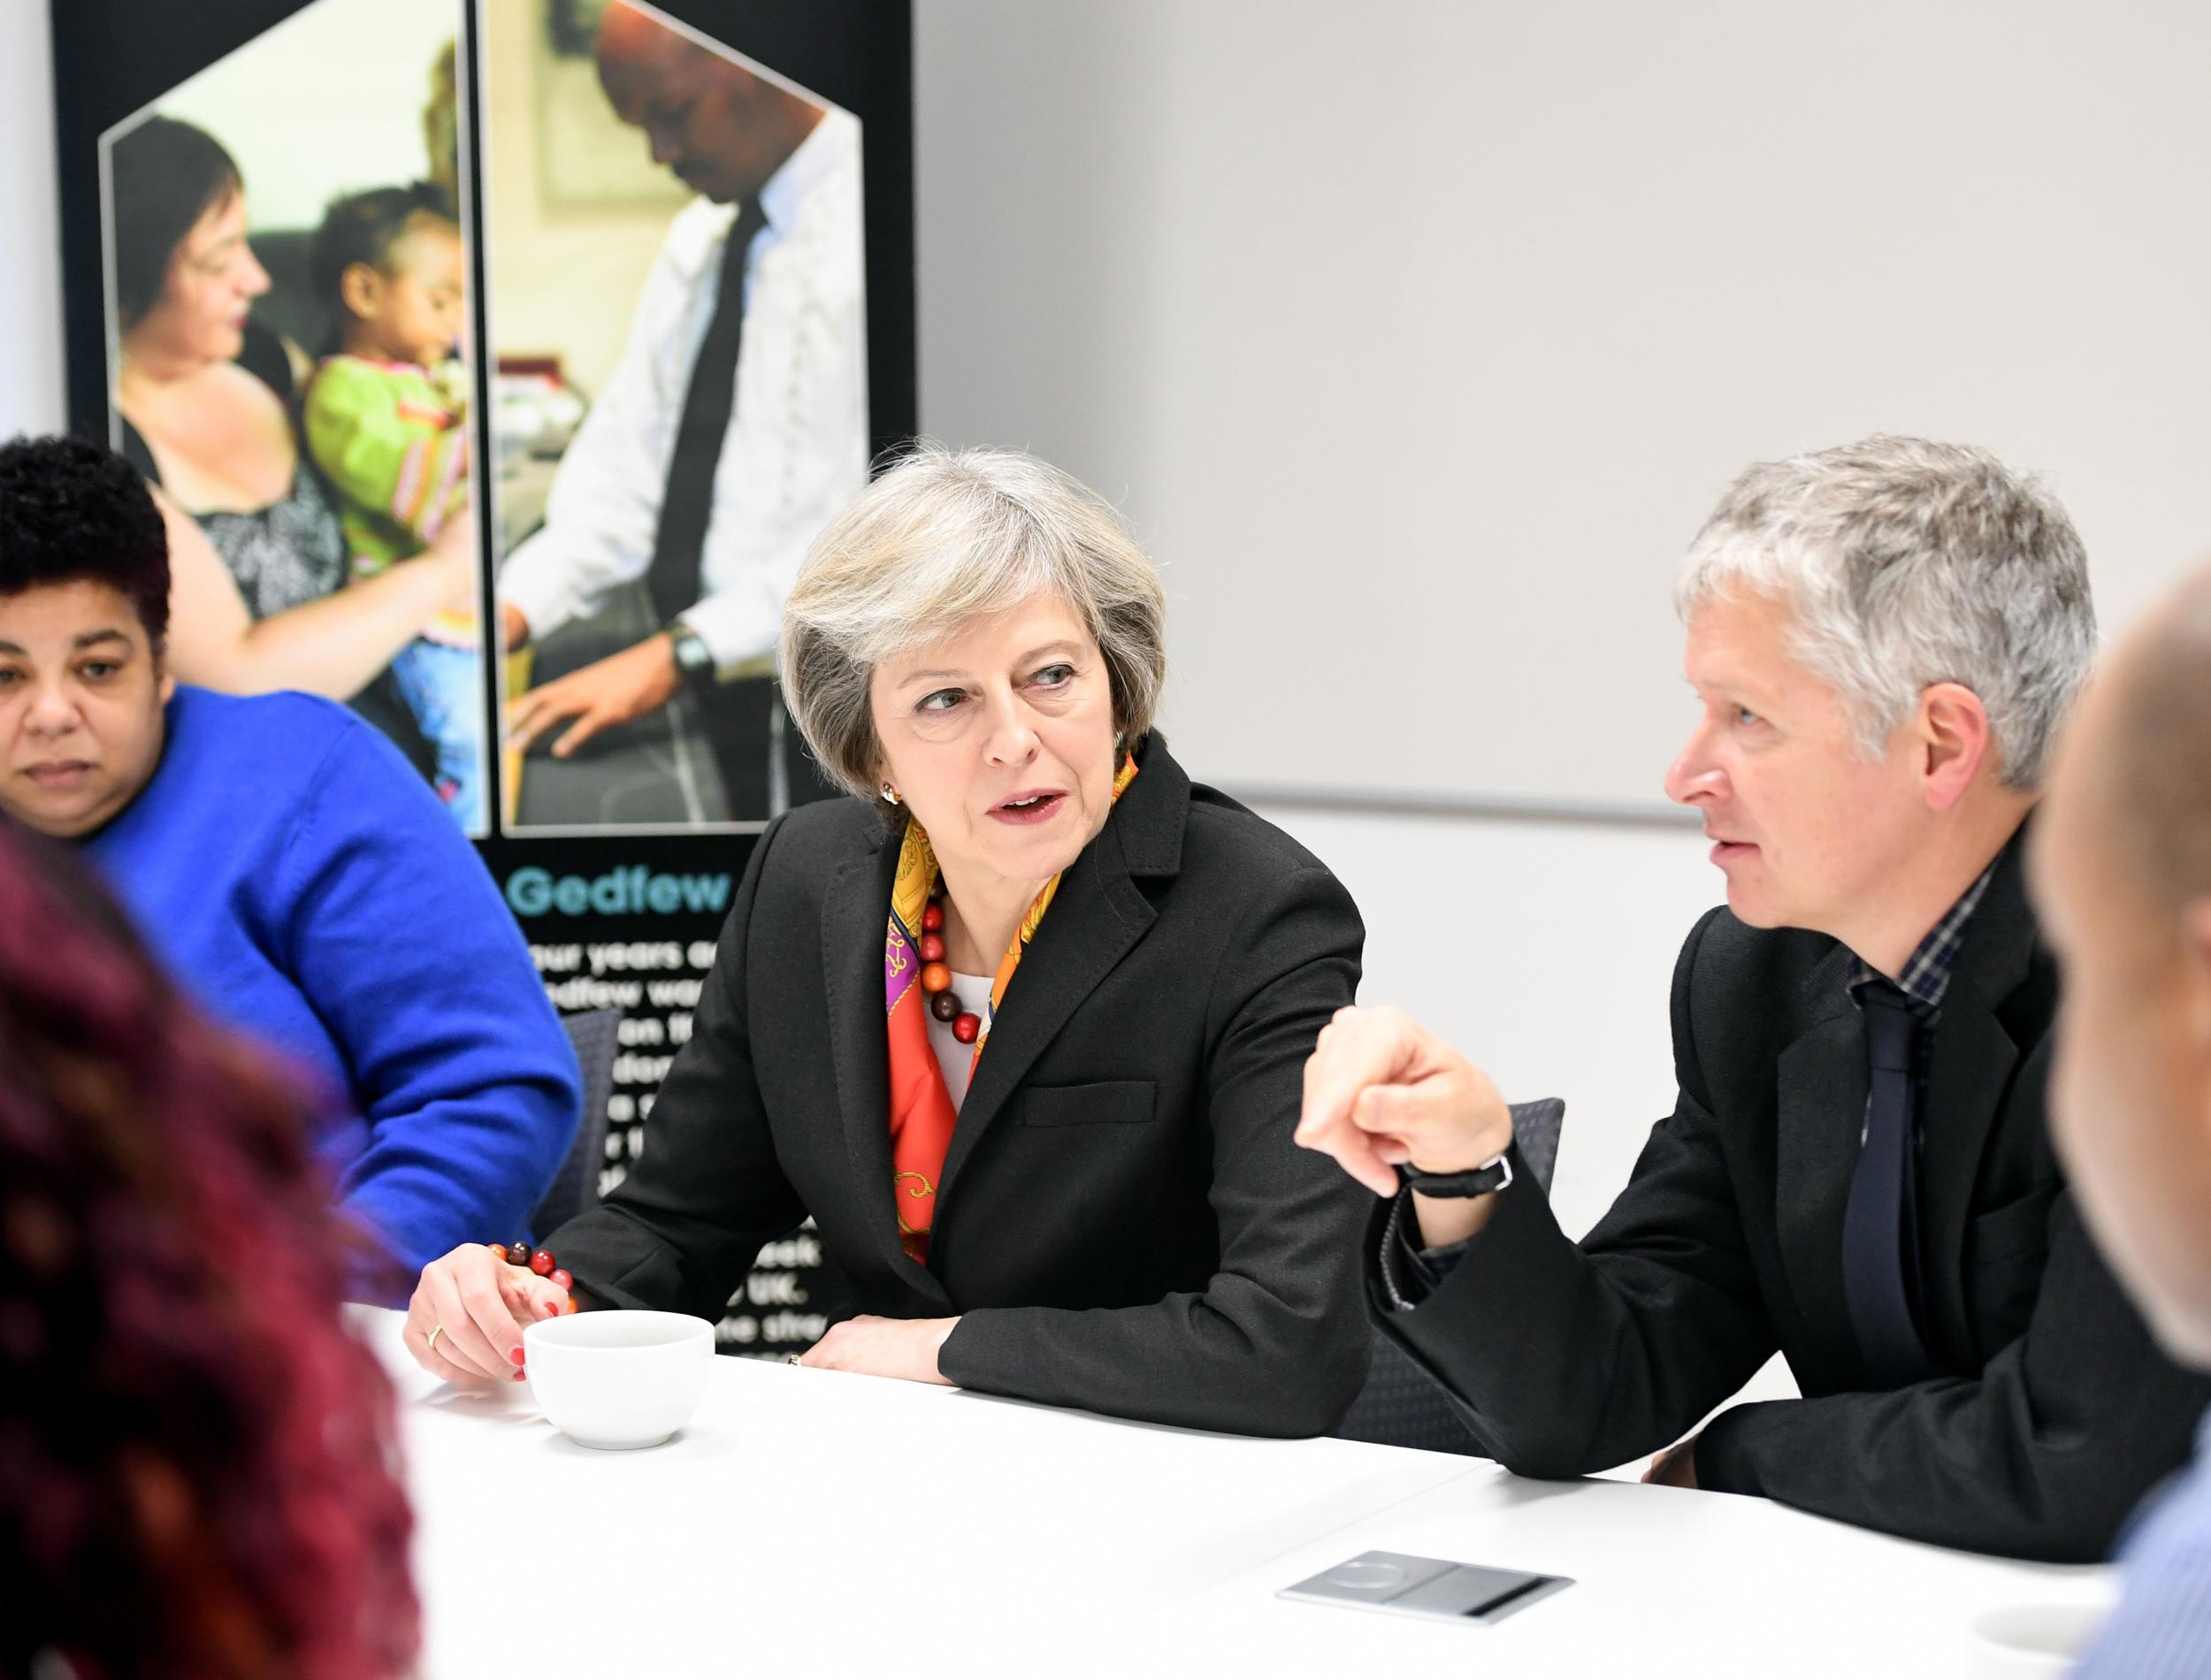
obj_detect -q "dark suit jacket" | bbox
[1373,826,2211,1560]
[551,737,1373,1437]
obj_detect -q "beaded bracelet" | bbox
[489,1240,579,1313]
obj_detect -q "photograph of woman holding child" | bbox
[100,9,487,829]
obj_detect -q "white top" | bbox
[356,1308,2108,1679]
[927,969,994,1109]
[498,108,869,667]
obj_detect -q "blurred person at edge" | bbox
[407,447,1373,1438]
[0,822,417,1680]
[2036,561,2211,1675]
[0,434,579,1285]
[1297,435,2211,1561]
[498,1,867,813]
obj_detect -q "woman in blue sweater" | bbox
[0,433,578,1285]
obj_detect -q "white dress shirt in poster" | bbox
[499,108,868,670]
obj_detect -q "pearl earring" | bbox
[880,783,900,806]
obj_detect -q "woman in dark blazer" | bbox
[405,447,1372,1436]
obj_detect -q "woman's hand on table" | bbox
[797,1314,958,1386]
[404,1243,570,1386]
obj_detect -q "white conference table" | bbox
[359,1310,2109,1678]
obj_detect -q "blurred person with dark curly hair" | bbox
[0,432,579,1282]
[0,821,418,1679]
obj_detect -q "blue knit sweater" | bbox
[84,685,580,1287]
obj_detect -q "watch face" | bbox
[672,630,715,676]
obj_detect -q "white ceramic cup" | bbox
[1966,1602,2108,1679]
[523,1310,715,1449]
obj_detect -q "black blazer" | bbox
[1374,826,2211,1561]
[551,737,1373,1437]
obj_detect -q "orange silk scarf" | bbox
[883,756,1138,1264]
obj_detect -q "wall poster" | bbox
[51,0,917,1358]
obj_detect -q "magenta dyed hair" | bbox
[0,826,418,1679]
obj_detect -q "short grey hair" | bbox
[779,444,1168,799]
[1675,434,2096,789]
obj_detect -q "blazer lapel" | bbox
[1916,835,2037,1360]
[820,826,954,1306]
[933,740,1186,1212]
[935,830,1156,1210]
[1771,944,1868,1362]
[1770,825,2040,1373]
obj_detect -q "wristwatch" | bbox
[1395,1153,1514,1199]
[666,620,717,688]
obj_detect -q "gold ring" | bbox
[426,1324,446,1355]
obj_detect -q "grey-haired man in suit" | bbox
[1299,435,2211,1561]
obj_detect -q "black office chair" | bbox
[1331,1096,1566,1455]
[532,1007,622,1234]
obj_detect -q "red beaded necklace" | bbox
[914,886,984,1045]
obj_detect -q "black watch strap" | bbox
[667,622,716,687]
[1395,1153,1514,1199]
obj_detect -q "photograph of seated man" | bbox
[1297,435,2211,1562]
[492,0,868,829]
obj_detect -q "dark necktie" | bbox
[646,195,770,630]
[1841,981,1939,1386]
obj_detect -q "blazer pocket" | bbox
[1019,1080,1156,1127]
[1969,1187,2057,1269]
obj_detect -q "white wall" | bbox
[1253,802,1718,1242]
[0,1,64,439]
[911,0,2211,813]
